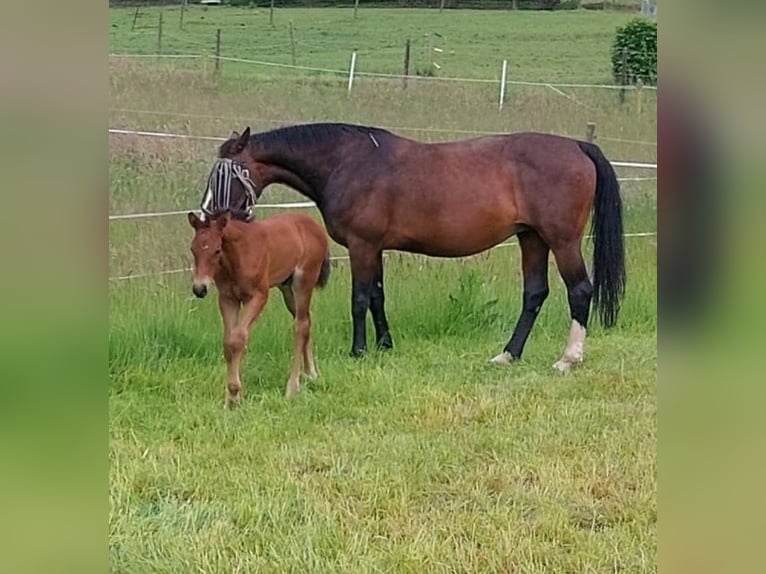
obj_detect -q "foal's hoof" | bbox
[285,384,301,399]
[489,351,514,366]
[226,394,242,409]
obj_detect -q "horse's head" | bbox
[199,152,260,221]
[187,211,231,298]
[219,127,252,164]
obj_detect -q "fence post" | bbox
[180,0,186,30]
[619,47,628,104]
[215,28,221,73]
[402,39,410,90]
[498,59,508,111]
[347,51,357,96]
[586,122,596,143]
[289,20,296,66]
[132,5,140,31]
[270,0,275,26]
[157,10,163,56]
[354,0,360,19]
[440,0,446,13]
[636,79,643,116]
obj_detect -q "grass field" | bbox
[109,6,656,572]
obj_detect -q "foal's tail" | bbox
[578,141,626,328]
[317,251,332,289]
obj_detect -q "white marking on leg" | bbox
[553,320,586,372]
[490,351,514,366]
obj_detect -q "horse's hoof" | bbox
[304,369,319,380]
[489,351,514,366]
[376,333,393,351]
[553,358,581,373]
[350,347,366,359]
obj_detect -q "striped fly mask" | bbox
[199,158,260,221]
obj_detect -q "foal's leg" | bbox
[224,289,268,405]
[551,242,593,372]
[369,251,393,350]
[348,241,378,357]
[492,231,550,365]
[280,284,317,379]
[286,283,314,397]
[219,295,242,406]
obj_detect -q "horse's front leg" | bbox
[224,289,268,406]
[369,251,393,350]
[347,240,378,357]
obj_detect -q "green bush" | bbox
[611,17,657,86]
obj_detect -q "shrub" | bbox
[611,17,657,86]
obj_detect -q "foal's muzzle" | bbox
[192,284,208,298]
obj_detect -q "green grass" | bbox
[110,6,656,572]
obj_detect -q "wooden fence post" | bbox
[289,21,296,66]
[157,10,163,56]
[402,39,410,90]
[270,0,275,26]
[215,28,221,73]
[586,122,596,143]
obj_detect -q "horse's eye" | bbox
[215,248,222,255]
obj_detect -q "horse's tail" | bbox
[578,141,626,328]
[317,250,331,289]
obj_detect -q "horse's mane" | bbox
[206,209,250,223]
[218,122,392,156]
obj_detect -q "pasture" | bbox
[109,5,656,572]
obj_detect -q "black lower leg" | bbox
[505,286,549,358]
[351,279,372,357]
[502,231,550,360]
[369,258,393,350]
[568,278,593,328]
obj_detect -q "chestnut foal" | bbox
[188,210,331,404]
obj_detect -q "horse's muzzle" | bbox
[192,284,208,298]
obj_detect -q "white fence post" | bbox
[499,59,508,111]
[347,51,357,96]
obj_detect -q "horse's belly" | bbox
[394,222,524,257]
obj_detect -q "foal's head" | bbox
[188,211,232,298]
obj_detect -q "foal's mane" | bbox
[218,122,392,156]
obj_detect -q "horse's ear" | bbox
[188,212,203,230]
[232,127,251,154]
[216,210,232,231]
[229,130,240,139]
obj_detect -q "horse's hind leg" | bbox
[491,230,550,365]
[551,241,593,372]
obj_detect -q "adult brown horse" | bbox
[215,123,625,371]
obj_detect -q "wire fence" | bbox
[110,52,657,94]
[108,125,656,282]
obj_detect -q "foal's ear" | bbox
[231,127,251,154]
[216,210,232,231]
[188,212,203,230]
